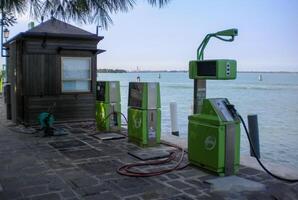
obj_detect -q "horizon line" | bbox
[96,68,298,73]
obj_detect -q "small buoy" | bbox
[258,74,263,81]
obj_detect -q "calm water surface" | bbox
[98,72,298,169]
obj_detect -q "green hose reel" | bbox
[38,112,55,129]
[37,103,56,136]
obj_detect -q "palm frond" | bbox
[1,0,171,29]
[146,0,172,8]
[0,1,23,27]
[0,0,27,14]
[1,11,17,26]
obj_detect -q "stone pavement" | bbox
[0,98,298,200]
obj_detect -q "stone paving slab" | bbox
[128,149,171,161]
[205,176,266,192]
[49,140,87,149]
[60,148,104,160]
[92,133,126,140]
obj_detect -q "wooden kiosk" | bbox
[4,18,104,124]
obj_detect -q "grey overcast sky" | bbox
[1,0,298,72]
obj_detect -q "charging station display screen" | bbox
[197,61,217,77]
[128,83,143,108]
[96,82,105,101]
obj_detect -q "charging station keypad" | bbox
[226,62,231,77]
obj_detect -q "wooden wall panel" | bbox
[16,41,24,122]
[24,94,96,124]
[8,42,17,123]
[24,39,97,54]
[23,54,61,96]
[23,54,45,96]
[44,54,60,95]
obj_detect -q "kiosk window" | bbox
[61,57,91,92]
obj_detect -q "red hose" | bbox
[81,111,189,177]
[117,141,189,177]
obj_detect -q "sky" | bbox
[1,0,298,72]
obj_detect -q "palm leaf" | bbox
[147,0,172,8]
[1,0,172,28]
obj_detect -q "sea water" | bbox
[98,72,298,169]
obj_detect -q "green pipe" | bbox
[196,35,210,60]
[197,30,237,61]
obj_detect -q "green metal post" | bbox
[193,35,210,114]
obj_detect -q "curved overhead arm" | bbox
[196,29,238,61]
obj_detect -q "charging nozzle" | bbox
[224,102,239,120]
[215,28,238,37]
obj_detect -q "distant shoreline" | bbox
[97,69,298,74]
[238,71,298,73]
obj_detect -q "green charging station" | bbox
[0,70,3,94]
[0,76,3,94]
[188,29,240,176]
[188,98,240,175]
[96,81,121,132]
[128,82,161,147]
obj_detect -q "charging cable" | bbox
[226,104,298,183]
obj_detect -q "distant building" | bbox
[4,18,105,124]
